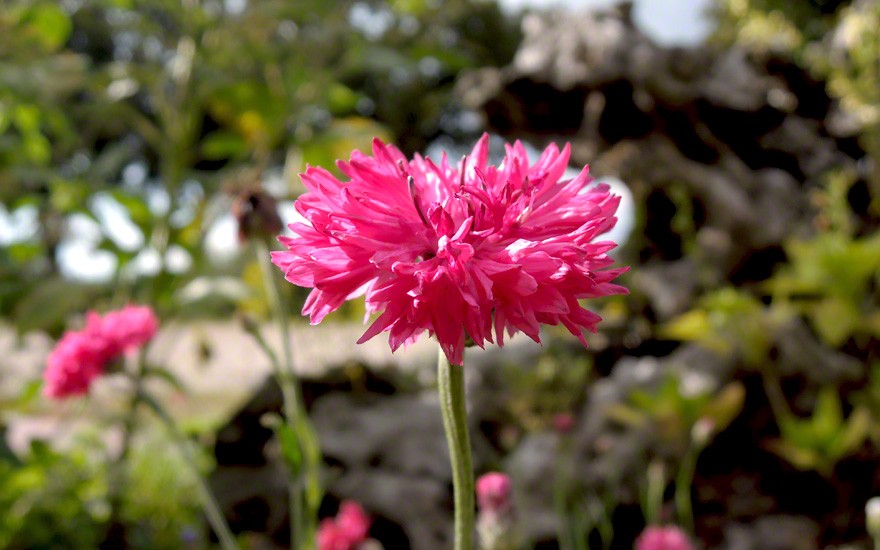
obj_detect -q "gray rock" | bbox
[722,515,820,550]
[503,432,560,542]
[776,318,863,384]
[701,48,780,111]
[503,344,735,543]
[457,2,864,302]
[631,258,699,320]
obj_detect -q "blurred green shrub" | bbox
[0,0,520,330]
[768,230,880,347]
[768,387,871,476]
[502,343,593,435]
[713,0,880,208]
[658,161,878,475]
[0,427,207,550]
[609,374,745,453]
[659,288,782,368]
[0,440,106,549]
[122,431,203,549]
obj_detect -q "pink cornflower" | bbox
[44,305,159,399]
[101,305,160,354]
[272,134,627,365]
[317,501,371,550]
[635,525,693,550]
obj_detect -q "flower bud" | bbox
[476,472,519,550]
[317,500,371,550]
[552,413,575,434]
[232,186,284,243]
[477,472,512,515]
[691,418,715,447]
[635,525,693,550]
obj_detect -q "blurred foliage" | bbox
[0,439,106,549]
[711,0,840,51]
[768,386,871,476]
[713,0,880,209]
[0,1,521,546]
[0,0,520,333]
[660,158,878,474]
[0,0,878,545]
[0,426,214,549]
[502,343,593,435]
[769,230,880,347]
[854,363,880,445]
[122,431,202,549]
[609,375,745,454]
[659,288,782,368]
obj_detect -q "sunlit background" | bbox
[1,0,879,548]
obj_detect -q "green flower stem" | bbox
[141,392,239,550]
[437,349,475,550]
[675,440,703,536]
[256,238,321,550]
[644,460,665,527]
[103,352,148,547]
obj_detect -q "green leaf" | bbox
[276,424,303,473]
[21,4,72,51]
[200,131,246,160]
[810,297,860,347]
[768,439,822,472]
[7,242,43,263]
[658,310,713,342]
[701,381,746,433]
[628,389,658,412]
[866,311,880,339]
[811,388,844,443]
[827,407,870,459]
[15,380,43,408]
[12,104,41,134]
[605,403,649,428]
[109,190,153,229]
[326,83,359,115]
[12,278,95,334]
[389,0,427,15]
[49,179,91,213]
[778,415,819,448]
[147,368,188,393]
[297,117,392,174]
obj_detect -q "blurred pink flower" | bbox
[552,413,575,434]
[317,501,371,550]
[477,472,512,515]
[101,305,159,353]
[44,305,158,399]
[272,135,627,365]
[635,525,693,550]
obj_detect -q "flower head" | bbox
[101,305,160,353]
[273,135,627,365]
[317,501,371,550]
[477,472,513,515]
[44,305,158,399]
[635,525,693,550]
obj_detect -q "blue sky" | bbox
[501,0,713,46]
